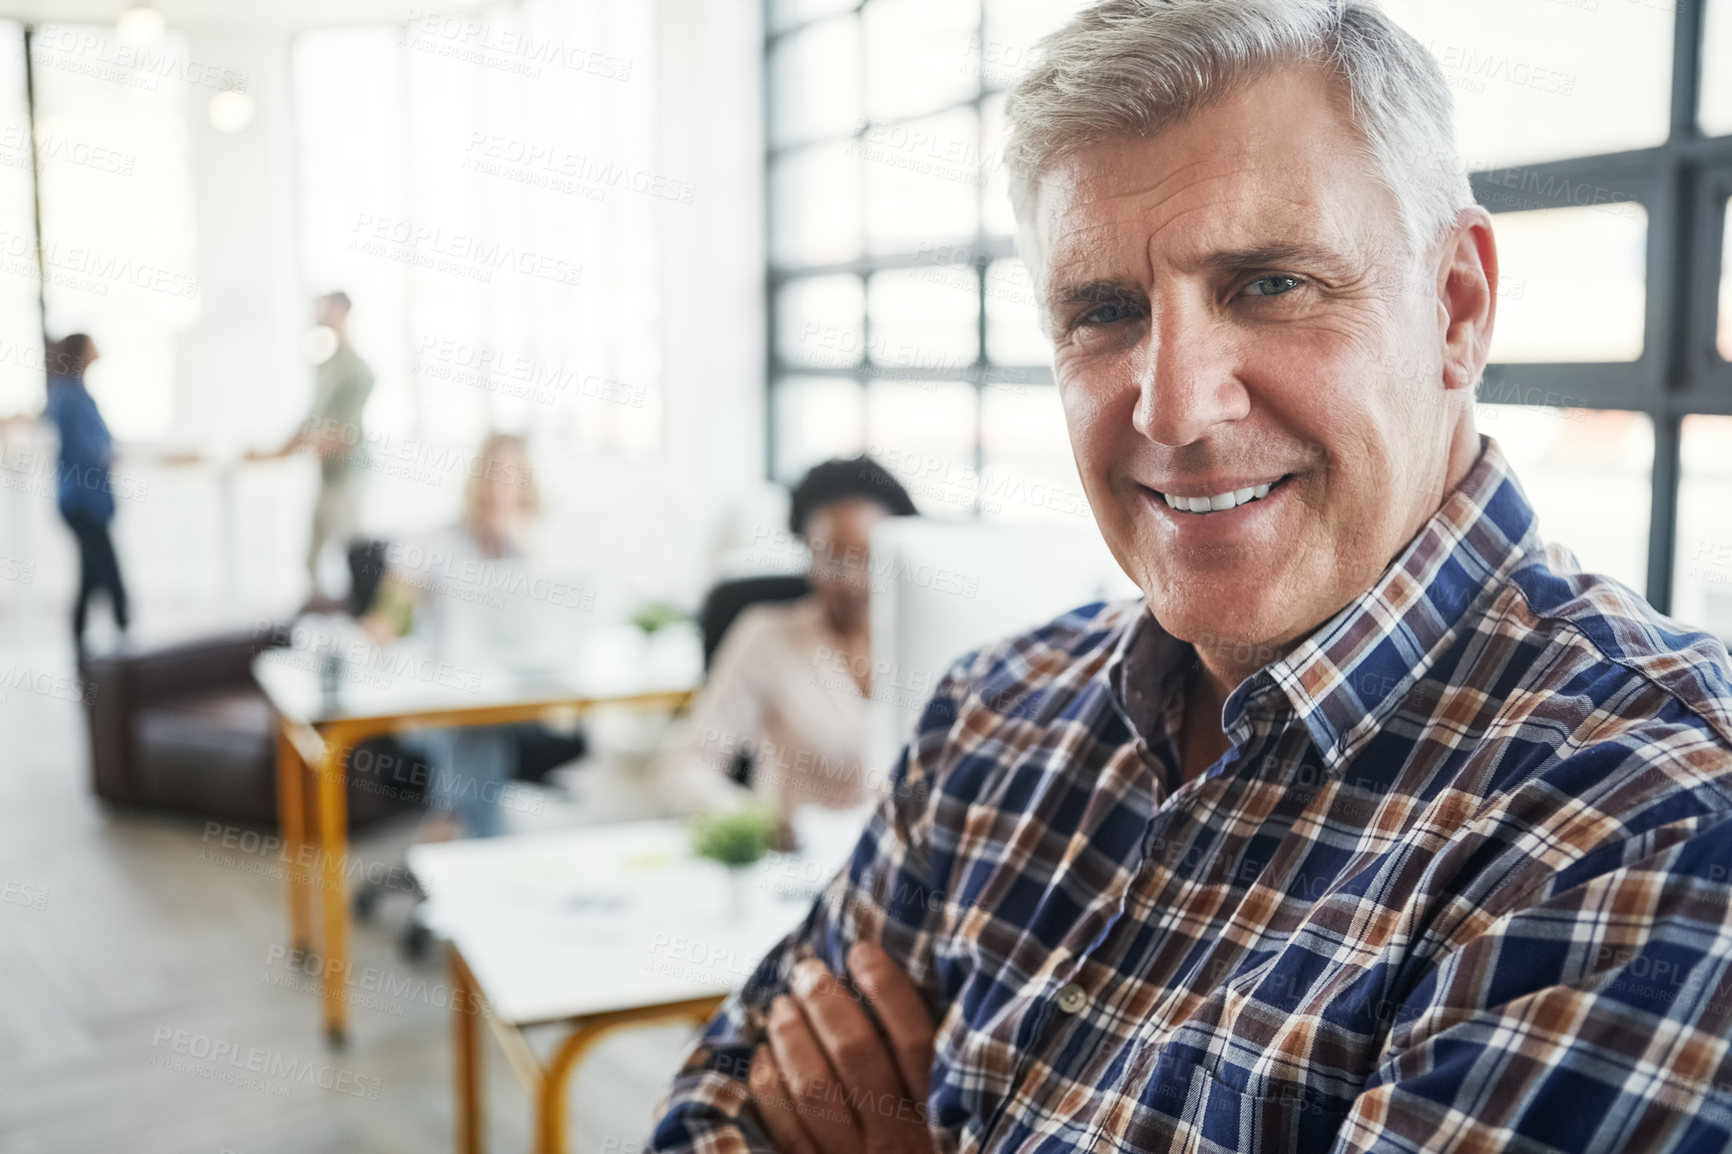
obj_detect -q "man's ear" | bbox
[1436,208,1498,392]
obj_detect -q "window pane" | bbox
[1479,405,1652,596]
[864,0,980,124]
[1487,205,1646,363]
[985,257,1045,364]
[1673,414,1732,642]
[862,107,980,254]
[865,379,978,517]
[777,275,866,367]
[35,23,200,440]
[0,22,37,418]
[867,267,979,367]
[770,141,862,267]
[981,91,1015,238]
[978,385,1091,524]
[773,377,864,484]
[294,28,415,444]
[1379,0,1672,168]
[980,0,1090,91]
[1719,199,1732,361]
[1702,0,1732,136]
[298,11,663,466]
[770,0,857,36]
[769,16,860,148]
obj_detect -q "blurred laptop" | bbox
[426,557,590,678]
[1706,589,1732,652]
[865,517,1141,774]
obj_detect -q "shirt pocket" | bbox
[1116,1061,1343,1154]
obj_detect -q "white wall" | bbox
[649,0,767,595]
[174,29,305,459]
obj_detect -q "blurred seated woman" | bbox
[362,432,584,838]
[656,455,916,826]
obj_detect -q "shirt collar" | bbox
[1259,434,1541,770]
[1105,435,1542,773]
[1104,603,1192,754]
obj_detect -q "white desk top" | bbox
[253,616,702,726]
[407,813,869,1025]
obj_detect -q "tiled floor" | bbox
[0,622,697,1154]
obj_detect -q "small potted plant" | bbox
[631,600,688,634]
[692,805,778,917]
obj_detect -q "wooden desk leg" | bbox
[534,1006,716,1154]
[316,728,351,1048]
[274,721,311,965]
[451,946,484,1154]
[538,1024,603,1154]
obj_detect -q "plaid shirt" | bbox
[650,436,1732,1153]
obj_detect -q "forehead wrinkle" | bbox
[1045,188,1232,295]
[1033,126,1395,314]
[1046,187,1340,310]
[1129,159,1360,268]
[1039,149,1255,261]
[1078,147,1256,215]
[1172,196,1370,278]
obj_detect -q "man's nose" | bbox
[1130,303,1250,447]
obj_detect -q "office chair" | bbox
[698,574,811,668]
[345,538,586,957]
[696,574,810,785]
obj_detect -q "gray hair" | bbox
[1004,0,1475,258]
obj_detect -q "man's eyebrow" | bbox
[1047,243,1360,311]
[1049,277,1144,311]
[1196,241,1354,276]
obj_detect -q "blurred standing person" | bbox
[43,333,128,655]
[255,292,375,595]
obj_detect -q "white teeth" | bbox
[1160,480,1280,515]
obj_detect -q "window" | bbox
[1379,0,1673,167]
[1486,205,1647,364]
[766,1,1730,625]
[292,0,662,518]
[1673,415,1732,642]
[1701,0,1732,137]
[0,21,37,419]
[765,0,1085,517]
[1478,405,1653,595]
[28,22,202,439]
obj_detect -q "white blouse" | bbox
[657,595,878,820]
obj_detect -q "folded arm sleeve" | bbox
[1329,810,1732,1154]
[646,654,973,1153]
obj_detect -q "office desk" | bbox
[409,819,849,1154]
[254,619,700,1045]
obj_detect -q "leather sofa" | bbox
[80,625,425,828]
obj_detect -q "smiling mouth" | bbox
[1151,474,1294,515]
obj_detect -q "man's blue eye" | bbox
[1083,303,1135,325]
[1245,275,1302,297]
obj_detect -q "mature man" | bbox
[255,290,376,590]
[651,2,1732,1151]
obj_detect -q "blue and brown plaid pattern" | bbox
[650,436,1732,1153]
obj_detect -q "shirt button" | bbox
[1056,983,1088,1014]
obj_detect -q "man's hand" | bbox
[749,940,936,1154]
